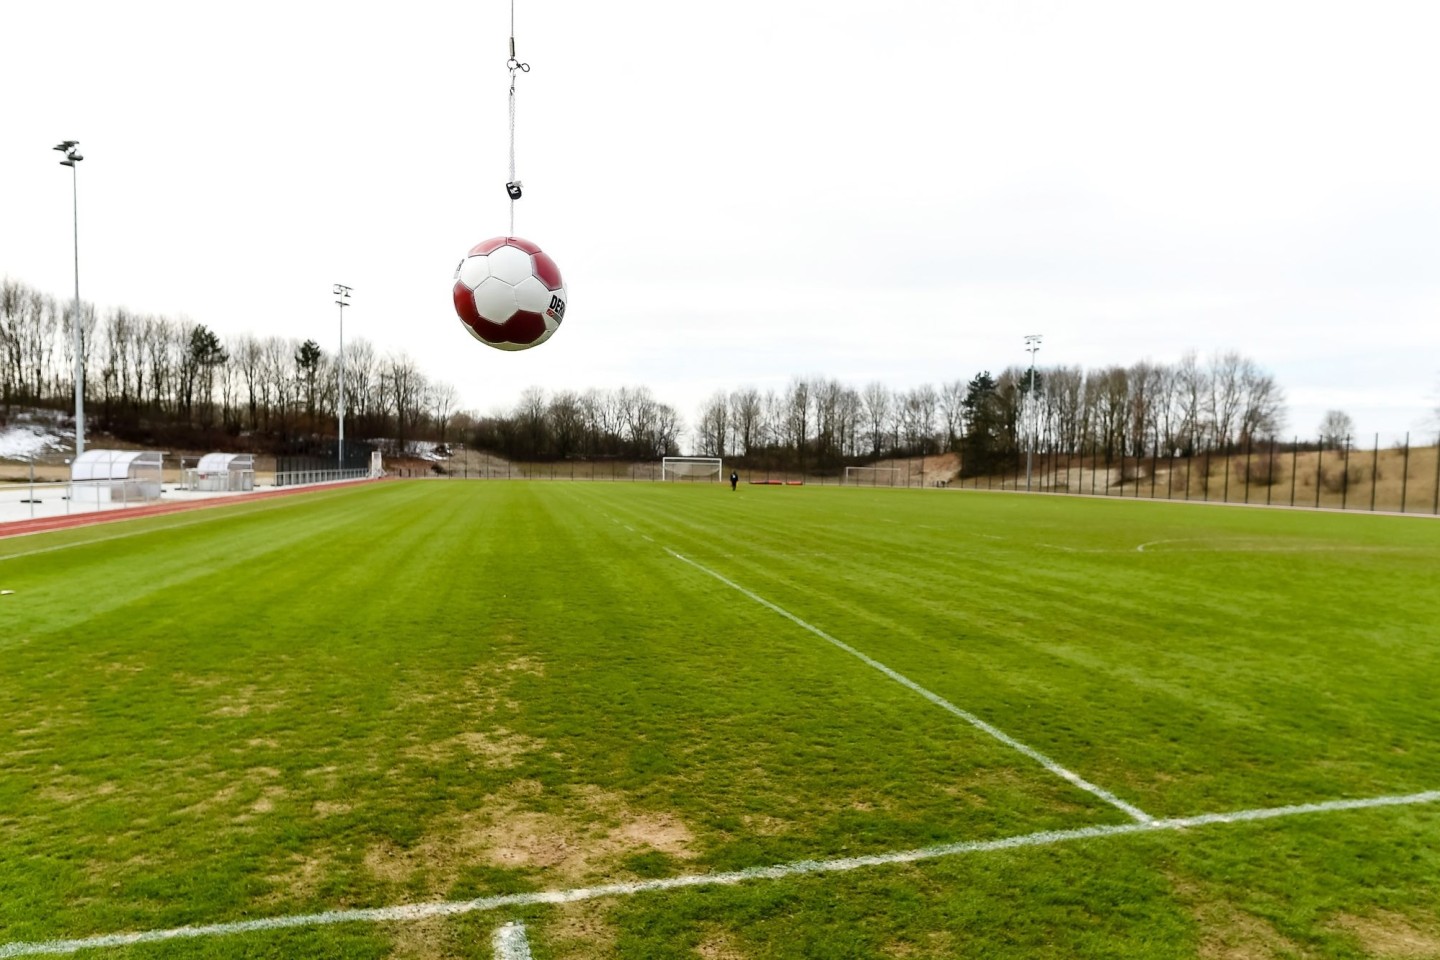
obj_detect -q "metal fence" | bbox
[957,434,1440,515]
[273,468,371,487]
[0,477,161,521]
[423,435,1440,516]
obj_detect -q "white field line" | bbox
[2,789,1435,958]
[0,513,239,563]
[492,921,532,960]
[666,549,1154,823]
[1135,537,1403,555]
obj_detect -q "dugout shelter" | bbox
[69,449,164,504]
[186,453,256,492]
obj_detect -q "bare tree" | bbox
[1127,360,1164,455]
[384,352,426,454]
[1206,351,1246,448]
[1318,410,1354,448]
[785,378,812,465]
[540,389,580,457]
[938,379,967,452]
[430,381,460,446]
[695,390,729,457]
[860,381,892,458]
[728,386,762,456]
[1236,358,1285,443]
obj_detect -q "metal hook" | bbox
[507,58,530,73]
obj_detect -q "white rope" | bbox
[506,0,528,237]
[508,79,517,235]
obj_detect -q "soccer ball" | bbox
[452,237,567,351]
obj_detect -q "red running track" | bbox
[0,479,379,541]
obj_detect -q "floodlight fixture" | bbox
[56,140,85,454]
[334,284,352,469]
[1024,334,1043,491]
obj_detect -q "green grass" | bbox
[2,480,1438,958]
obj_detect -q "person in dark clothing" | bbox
[730,471,739,491]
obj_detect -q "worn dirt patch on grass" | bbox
[544,902,620,959]
[363,783,698,894]
[180,766,283,816]
[883,930,957,958]
[39,776,118,805]
[385,916,456,960]
[1171,874,1315,960]
[1329,911,1440,958]
[1196,911,1313,960]
[313,800,351,817]
[406,728,542,767]
[209,684,286,718]
[696,927,749,959]
[263,853,330,906]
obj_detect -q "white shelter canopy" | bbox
[70,449,164,481]
[196,453,254,472]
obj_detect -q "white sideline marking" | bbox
[1135,537,1401,555]
[2,789,1435,958]
[492,921,532,960]
[666,550,1153,823]
[0,490,358,563]
[0,514,236,563]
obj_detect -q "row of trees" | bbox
[471,386,684,461]
[4,277,1291,470]
[685,352,1284,473]
[1,279,460,453]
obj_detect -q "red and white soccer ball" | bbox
[452,237,567,351]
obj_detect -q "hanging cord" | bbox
[506,0,530,236]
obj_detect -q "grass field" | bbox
[2,480,1439,959]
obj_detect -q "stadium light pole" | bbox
[333,284,352,470]
[55,141,84,455]
[1024,334,1042,491]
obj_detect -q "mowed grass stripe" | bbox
[558,482,1440,817]
[0,483,434,647]
[663,546,1153,822]
[2,481,1123,945]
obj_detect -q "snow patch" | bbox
[0,414,70,461]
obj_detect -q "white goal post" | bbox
[662,457,724,481]
[845,465,906,487]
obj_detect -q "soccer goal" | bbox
[845,465,906,487]
[662,457,723,482]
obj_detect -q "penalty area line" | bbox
[2,790,1436,958]
[666,549,1154,823]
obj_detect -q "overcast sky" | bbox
[3,0,1438,446]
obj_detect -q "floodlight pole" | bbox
[1024,334,1042,491]
[333,284,352,470]
[55,141,84,455]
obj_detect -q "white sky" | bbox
[3,0,1438,446]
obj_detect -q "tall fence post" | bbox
[1242,435,1252,504]
[1222,444,1232,503]
[1341,435,1351,510]
[1296,437,1307,506]
[1399,432,1410,513]
[1265,436,1275,506]
[1315,441,1323,508]
[1370,433,1379,512]
[1433,433,1440,516]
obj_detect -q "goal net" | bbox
[662,457,723,482]
[845,466,906,487]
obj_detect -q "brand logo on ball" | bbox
[546,294,566,324]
